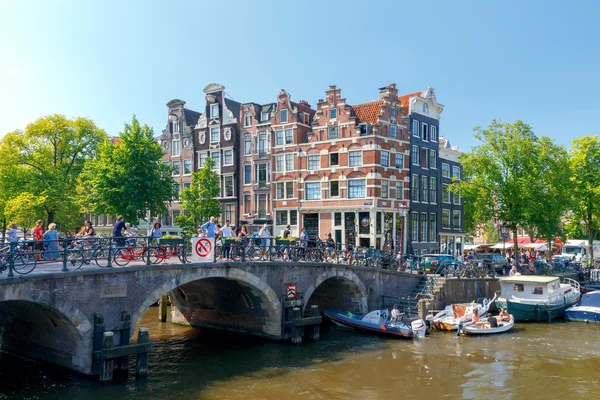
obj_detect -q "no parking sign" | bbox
[191,237,215,262]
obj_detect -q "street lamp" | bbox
[397,202,409,267]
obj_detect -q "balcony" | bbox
[256,180,269,189]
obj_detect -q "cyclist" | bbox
[112,216,126,246]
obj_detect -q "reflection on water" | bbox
[1,308,600,399]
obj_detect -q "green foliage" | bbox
[0,114,107,225]
[175,157,221,235]
[483,220,499,244]
[568,135,600,259]
[4,192,46,235]
[81,116,174,226]
[457,119,571,255]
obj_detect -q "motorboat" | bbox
[411,319,427,338]
[579,282,600,294]
[324,309,424,339]
[495,276,580,322]
[428,294,496,331]
[565,290,600,323]
[461,315,514,335]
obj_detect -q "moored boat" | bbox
[324,309,420,339]
[565,290,600,323]
[428,295,496,331]
[461,315,514,335]
[495,276,580,322]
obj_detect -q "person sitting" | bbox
[471,310,485,327]
[487,313,498,329]
[498,308,511,322]
[390,304,403,323]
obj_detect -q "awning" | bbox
[464,244,480,251]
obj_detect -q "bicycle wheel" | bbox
[112,248,131,266]
[94,246,110,267]
[150,248,163,264]
[230,244,242,261]
[13,252,37,274]
[68,249,85,268]
[177,245,186,263]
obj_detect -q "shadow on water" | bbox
[0,311,392,400]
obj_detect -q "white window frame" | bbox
[244,164,252,185]
[211,151,220,170]
[348,179,366,199]
[453,166,461,180]
[261,111,269,121]
[412,174,419,202]
[244,112,252,127]
[412,145,420,166]
[421,175,428,203]
[171,120,179,133]
[429,149,437,169]
[328,125,339,140]
[412,120,419,137]
[329,180,340,198]
[442,183,450,204]
[396,181,403,200]
[381,151,389,168]
[305,182,321,200]
[285,129,293,144]
[210,127,219,142]
[211,103,219,118]
[171,139,180,157]
[329,153,339,167]
[280,109,288,123]
[244,136,252,156]
[430,177,437,204]
[330,109,337,119]
[275,130,284,146]
[381,179,389,199]
[421,122,428,141]
[391,107,396,118]
[453,210,461,230]
[348,150,363,167]
[224,175,234,198]
[183,159,192,175]
[198,152,207,169]
[442,209,451,229]
[429,214,436,242]
[172,160,180,176]
[307,155,320,171]
[442,163,450,178]
[395,153,403,169]
[223,149,233,166]
[390,125,397,139]
[431,125,437,142]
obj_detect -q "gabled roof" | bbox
[224,98,241,119]
[183,108,201,127]
[398,91,422,115]
[352,100,382,124]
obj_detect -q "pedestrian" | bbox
[33,219,45,261]
[238,225,248,245]
[259,224,272,261]
[112,215,126,246]
[7,223,19,244]
[43,223,60,260]
[221,220,233,260]
[150,222,162,244]
[200,216,217,238]
[283,225,291,239]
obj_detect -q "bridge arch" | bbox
[0,288,93,374]
[304,268,368,315]
[131,268,282,339]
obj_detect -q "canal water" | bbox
[1,307,600,399]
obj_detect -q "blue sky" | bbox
[1,0,598,152]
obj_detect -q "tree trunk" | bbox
[47,210,55,225]
[588,230,594,265]
[1,218,6,242]
[513,229,519,265]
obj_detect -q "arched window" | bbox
[422,103,429,114]
[244,112,252,127]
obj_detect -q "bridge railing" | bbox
[0,235,422,277]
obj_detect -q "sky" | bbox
[1,0,599,152]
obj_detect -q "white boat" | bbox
[495,276,580,322]
[462,315,514,335]
[411,319,427,338]
[565,290,600,323]
[428,294,497,331]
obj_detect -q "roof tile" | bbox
[352,100,383,124]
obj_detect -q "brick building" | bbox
[194,83,242,226]
[438,136,465,255]
[401,87,444,255]
[294,84,410,249]
[158,98,201,234]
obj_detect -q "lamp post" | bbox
[398,203,409,267]
[500,224,509,257]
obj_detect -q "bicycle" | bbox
[67,238,111,269]
[113,239,158,266]
[0,242,37,275]
[153,242,186,263]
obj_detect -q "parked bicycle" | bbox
[0,242,37,275]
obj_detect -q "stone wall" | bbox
[428,278,501,312]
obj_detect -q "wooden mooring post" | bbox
[159,294,168,323]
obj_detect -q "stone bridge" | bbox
[0,262,421,375]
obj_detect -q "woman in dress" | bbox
[43,223,60,260]
[33,220,45,261]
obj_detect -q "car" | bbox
[472,253,510,275]
[418,254,458,275]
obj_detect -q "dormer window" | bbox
[330,109,337,119]
[261,112,269,122]
[244,112,252,127]
[391,107,396,118]
[359,123,371,136]
[170,121,179,133]
[280,109,288,123]
[423,103,429,114]
[211,104,219,118]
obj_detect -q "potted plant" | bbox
[276,236,298,246]
[158,234,184,246]
[223,237,242,245]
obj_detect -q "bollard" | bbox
[136,328,150,377]
[310,305,320,341]
[146,237,152,265]
[291,307,303,344]
[62,238,69,272]
[100,331,115,381]
[181,238,186,263]
[159,294,168,323]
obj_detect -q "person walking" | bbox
[283,225,291,239]
[200,216,217,238]
[150,222,162,244]
[33,220,45,261]
[7,223,19,243]
[220,220,234,260]
[258,224,272,261]
[112,215,126,246]
[43,223,60,260]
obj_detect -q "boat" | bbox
[411,319,427,338]
[428,294,496,331]
[565,290,600,323]
[461,315,514,335]
[579,282,600,294]
[324,309,422,339]
[495,276,580,322]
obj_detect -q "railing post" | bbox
[213,238,217,263]
[7,242,15,277]
[146,236,152,266]
[181,236,186,263]
[241,238,246,262]
[106,237,113,268]
[62,238,69,272]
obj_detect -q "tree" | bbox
[0,114,107,224]
[4,192,46,237]
[458,120,548,257]
[483,220,499,244]
[176,157,221,235]
[81,116,174,226]
[569,135,600,260]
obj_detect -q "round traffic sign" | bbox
[195,238,213,258]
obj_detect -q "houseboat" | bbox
[495,276,580,322]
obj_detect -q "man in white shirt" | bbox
[221,220,233,260]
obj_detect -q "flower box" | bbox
[157,237,184,246]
